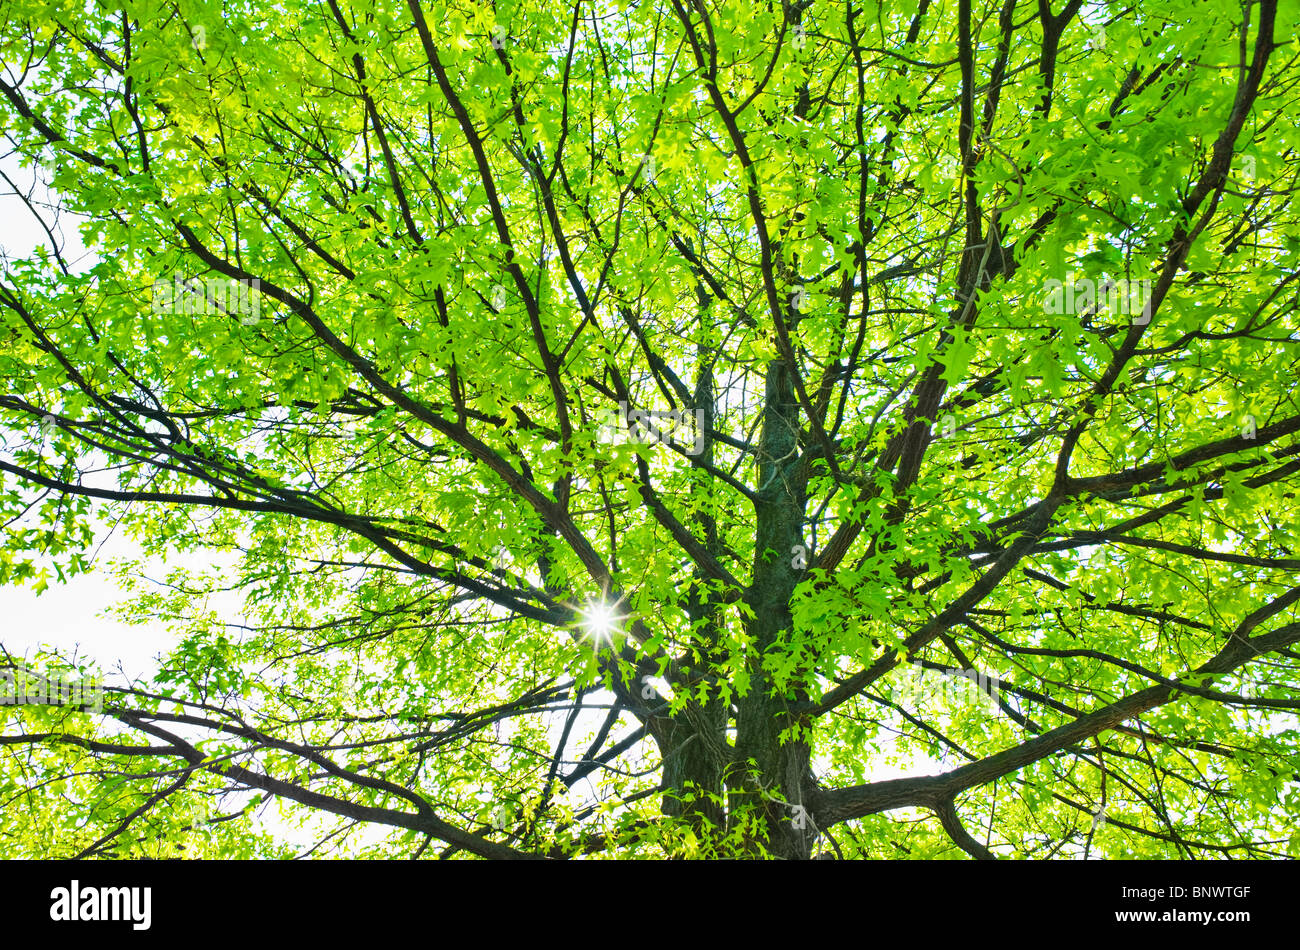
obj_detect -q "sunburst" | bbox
[578,597,627,643]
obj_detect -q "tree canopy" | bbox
[1,0,1298,859]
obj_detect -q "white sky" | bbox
[0,151,179,678]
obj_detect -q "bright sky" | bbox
[0,152,180,678]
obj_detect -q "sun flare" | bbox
[580,600,623,641]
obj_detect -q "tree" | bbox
[0,0,1297,860]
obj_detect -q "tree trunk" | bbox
[730,357,815,858]
[660,310,729,842]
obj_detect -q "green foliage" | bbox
[0,0,1297,858]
